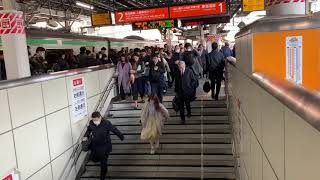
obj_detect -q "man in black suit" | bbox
[175,61,197,124]
[84,112,124,180]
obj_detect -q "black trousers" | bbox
[132,77,145,100]
[151,82,163,103]
[90,149,109,180]
[209,72,223,100]
[178,95,191,122]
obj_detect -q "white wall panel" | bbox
[27,164,52,180]
[8,83,45,128]
[70,110,88,145]
[285,108,320,180]
[261,91,285,180]
[262,156,277,180]
[46,109,73,159]
[85,71,100,98]
[51,148,72,180]
[42,78,68,115]
[0,132,17,177]
[87,95,100,119]
[14,118,50,179]
[251,134,263,180]
[0,90,12,134]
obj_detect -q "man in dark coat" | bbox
[175,61,197,124]
[84,112,124,180]
[149,53,165,103]
[206,42,225,100]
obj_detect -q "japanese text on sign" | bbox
[132,19,176,30]
[243,0,265,12]
[169,2,227,19]
[71,77,88,123]
[91,13,112,26]
[0,11,25,34]
[286,36,303,85]
[116,7,169,24]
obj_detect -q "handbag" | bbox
[172,96,180,112]
[203,80,211,93]
[81,134,92,152]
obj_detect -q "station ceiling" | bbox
[19,0,241,17]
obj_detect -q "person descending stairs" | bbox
[79,84,235,180]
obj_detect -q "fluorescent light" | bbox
[76,1,94,10]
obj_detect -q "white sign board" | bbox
[266,0,305,16]
[71,77,88,123]
[286,36,303,85]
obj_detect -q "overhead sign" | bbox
[91,12,111,26]
[71,77,88,123]
[243,0,265,12]
[115,7,169,24]
[183,30,201,37]
[132,19,177,30]
[181,16,230,26]
[267,0,305,15]
[0,11,25,34]
[169,2,227,19]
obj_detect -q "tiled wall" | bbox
[229,36,320,180]
[0,67,115,180]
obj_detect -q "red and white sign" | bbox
[1,170,19,180]
[116,7,169,24]
[0,11,25,35]
[169,2,227,19]
[266,0,305,15]
[71,77,88,123]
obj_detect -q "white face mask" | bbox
[62,55,65,59]
[40,52,45,58]
[187,48,192,51]
[93,121,101,126]
[175,49,180,53]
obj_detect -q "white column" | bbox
[207,24,218,53]
[199,25,205,46]
[1,0,30,80]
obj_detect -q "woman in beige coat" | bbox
[141,95,169,154]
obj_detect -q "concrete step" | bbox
[107,116,229,125]
[81,171,235,179]
[108,154,234,161]
[108,108,228,117]
[115,124,230,131]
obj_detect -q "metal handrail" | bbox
[58,72,116,180]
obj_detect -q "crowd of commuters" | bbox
[83,41,234,180]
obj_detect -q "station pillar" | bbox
[1,0,30,80]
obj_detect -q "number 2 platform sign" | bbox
[71,77,88,123]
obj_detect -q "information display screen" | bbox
[243,0,265,12]
[132,19,177,30]
[115,7,169,24]
[169,2,227,19]
[181,16,230,26]
[91,13,112,26]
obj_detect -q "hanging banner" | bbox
[169,2,227,19]
[115,7,169,24]
[71,77,88,123]
[207,34,222,42]
[286,36,303,85]
[243,0,265,12]
[0,11,25,35]
[267,0,305,15]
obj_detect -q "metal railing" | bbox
[58,71,117,180]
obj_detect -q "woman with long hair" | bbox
[117,54,132,100]
[141,95,169,154]
[130,54,145,108]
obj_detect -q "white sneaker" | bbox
[150,148,155,154]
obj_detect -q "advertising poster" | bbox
[286,36,303,85]
[71,77,88,123]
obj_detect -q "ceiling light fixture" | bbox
[76,1,94,10]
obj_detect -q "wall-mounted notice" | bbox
[71,77,88,123]
[1,170,19,180]
[286,36,303,85]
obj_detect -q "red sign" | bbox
[2,174,13,180]
[73,78,83,86]
[116,7,169,24]
[0,11,25,35]
[169,2,227,19]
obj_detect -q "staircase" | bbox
[79,96,235,179]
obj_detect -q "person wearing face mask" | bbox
[196,44,208,78]
[84,112,124,180]
[149,53,165,103]
[29,47,48,75]
[117,54,132,100]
